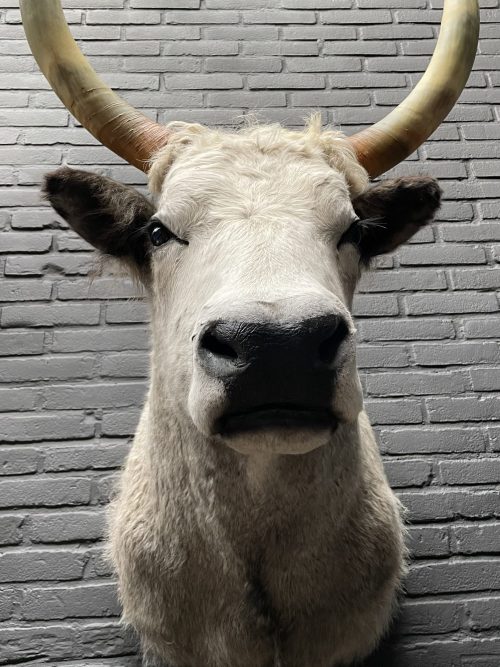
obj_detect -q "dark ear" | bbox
[43,167,155,266]
[346,176,442,262]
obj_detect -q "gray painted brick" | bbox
[257,41,319,56]
[205,57,282,73]
[43,441,129,472]
[101,410,141,437]
[321,9,391,24]
[439,458,500,485]
[290,90,370,107]
[169,9,239,24]
[57,278,141,301]
[364,398,423,425]
[0,355,95,383]
[29,510,106,544]
[488,426,500,452]
[0,548,87,583]
[481,201,500,219]
[43,383,146,411]
[11,210,61,229]
[125,56,202,73]
[0,621,136,663]
[0,515,24,546]
[407,525,450,559]
[243,10,316,24]
[204,25,278,40]
[164,72,243,89]
[283,25,356,40]
[399,244,487,266]
[282,0,351,6]
[163,40,238,56]
[126,25,200,40]
[378,638,500,667]
[358,269,447,293]
[0,476,92,508]
[451,268,500,291]
[87,10,160,24]
[1,303,101,327]
[399,599,461,635]
[105,302,149,324]
[21,582,120,620]
[248,73,325,89]
[465,595,500,631]
[0,413,95,443]
[352,294,399,317]
[413,342,500,366]
[383,458,431,488]
[0,232,52,253]
[441,223,500,242]
[427,396,500,423]
[324,41,397,56]
[133,0,199,6]
[287,56,362,72]
[0,448,40,475]
[0,588,16,621]
[366,370,468,397]
[51,327,150,353]
[5,252,94,276]
[471,368,500,392]
[208,90,286,107]
[0,386,38,412]
[358,318,454,342]
[407,559,500,595]
[464,317,500,339]
[380,427,486,455]
[453,523,500,555]
[357,344,410,368]
[398,489,500,523]
[406,293,498,315]
[101,352,149,378]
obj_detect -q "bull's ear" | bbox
[43,167,155,266]
[346,176,442,262]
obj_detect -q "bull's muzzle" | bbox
[197,314,349,435]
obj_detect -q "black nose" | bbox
[199,315,348,376]
[197,315,349,429]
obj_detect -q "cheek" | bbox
[150,253,198,384]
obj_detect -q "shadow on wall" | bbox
[358,641,400,667]
[353,613,403,667]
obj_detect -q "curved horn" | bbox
[348,0,479,178]
[20,0,171,172]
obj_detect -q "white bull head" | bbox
[44,119,441,456]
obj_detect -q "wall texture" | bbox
[0,1,499,665]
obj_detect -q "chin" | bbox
[214,406,338,455]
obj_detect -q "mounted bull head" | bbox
[20,2,479,666]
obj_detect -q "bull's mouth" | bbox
[217,405,337,435]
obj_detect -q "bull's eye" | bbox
[149,222,173,247]
[147,217,187,248]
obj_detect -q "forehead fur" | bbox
[148,116,369,202]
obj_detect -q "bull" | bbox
[20,1,479,666]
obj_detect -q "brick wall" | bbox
[0,1,499,665]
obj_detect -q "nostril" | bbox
[318,319,349,366]
[200,330,239,360]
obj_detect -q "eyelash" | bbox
[337,217,362,249]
